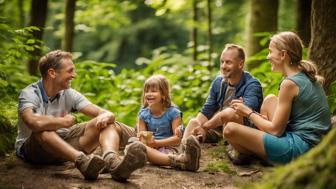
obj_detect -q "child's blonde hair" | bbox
[142,75,172,108]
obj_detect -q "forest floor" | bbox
[0,143,272,189]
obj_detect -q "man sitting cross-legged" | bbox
[15,50,147,181]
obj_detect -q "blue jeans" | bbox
[263,132,311,164]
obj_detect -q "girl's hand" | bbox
[145,136,157,148]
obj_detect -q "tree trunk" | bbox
[309,0,336,94]
[192,0,198,62]
[18,0,25,27]
[246,0,279,70]
[207,0,212,65]
[27,0,48,76]
[296,0,311,47]
[62,0,76,52]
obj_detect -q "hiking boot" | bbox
[102,150,121,174]
[169,135,201,171]
[105,142,147,182]
[226,144,251,165]
[75,153,106,180]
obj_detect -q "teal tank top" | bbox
[286,72,331,146]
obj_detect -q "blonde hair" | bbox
[270,31,324,84]
[142,75,172,108]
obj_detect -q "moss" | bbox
[246,128,336,189]
[205,160,236,175]
[0,101,17,156]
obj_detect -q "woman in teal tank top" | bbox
[224,32,331,164]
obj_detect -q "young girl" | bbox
[135,75,201,171]
[226,32,331,164]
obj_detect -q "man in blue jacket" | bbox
[181,44,263,164]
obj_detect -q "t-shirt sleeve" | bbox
[68,89,92,112]
[138,107,148,121]
[18,88,40,113]
[169,107,182,120]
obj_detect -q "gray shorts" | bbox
[20,121,136,164]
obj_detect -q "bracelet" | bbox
[247,111,255,119]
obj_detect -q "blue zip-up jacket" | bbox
[200,72,263,120]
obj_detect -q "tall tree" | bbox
[62,0,76,52]
[297,0,311,47]
[246,0,279,70]
[309,0,336,94]
[192,0,198,62]
[27,0,48,76]
[207,0,212,65]
[18,0,25,27]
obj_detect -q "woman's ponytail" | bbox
[299,60,325,85]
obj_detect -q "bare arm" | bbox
[21,108,75,132]
[202,107,240,130]
[80,104,115,129]
[137,118,147,132]
[232,80,298,136]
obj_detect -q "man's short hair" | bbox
[39,50,72,78]
[223,44,245,61]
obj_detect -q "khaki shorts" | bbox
[22,123,87,164]
[22,121,136,164]
[114,122,136,149]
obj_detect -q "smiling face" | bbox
[144,85,163,107]
[220,48,244,79]
[142,75,171,108]
[53,58,76,90]
[267,41,284,73]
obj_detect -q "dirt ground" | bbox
[0,143,269,189]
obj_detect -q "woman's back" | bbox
[286,72,331,145]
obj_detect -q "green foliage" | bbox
[327,81,336,114]
[72,46,216,126]
[0,18,39,155]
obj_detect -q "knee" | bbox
[219,108,236,122]
[263,94,278,104]
[34,131,55,143]
[223,122,237,139]
[187,118,201,128]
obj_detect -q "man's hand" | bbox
[63,114,76,128]
[192,126,207,142]
[96,112,115,129]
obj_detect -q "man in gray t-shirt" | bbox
[16,50,146,181]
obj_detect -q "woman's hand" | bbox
[230,98,253,118]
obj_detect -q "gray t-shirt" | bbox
[15,80,91,150]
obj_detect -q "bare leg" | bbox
[260,94,278,121]
[223,122,267,159]
[183,118,202,139]
[34,131,81,162]
[79,118,121,155]
[145,147,170,166]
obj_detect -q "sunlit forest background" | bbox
[1,0,336,165]
[1,0,336,188]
